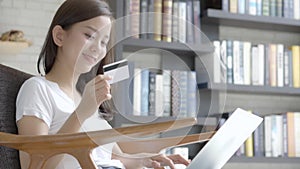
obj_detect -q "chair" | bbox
[0,64,215,169]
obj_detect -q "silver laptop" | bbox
[184,108,263,169]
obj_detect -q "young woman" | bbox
[16,0,190,169]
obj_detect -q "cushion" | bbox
[0,64,32,169]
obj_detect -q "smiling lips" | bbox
[83,53,97,64]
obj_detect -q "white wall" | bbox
[0,0,64,74]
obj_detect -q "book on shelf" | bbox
[213,40,300,88]
[124,0,203,43]
[131,68,197,118]
[205,0,300,20]
[211,110,300,158]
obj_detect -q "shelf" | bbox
[202,9,300,33]
[121,38,214,55]
[198,82,300,96]
[0,41,30,55]
[229,156,300,164]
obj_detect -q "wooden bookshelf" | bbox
[202,9,300,33]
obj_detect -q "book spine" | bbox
[171,70,181,116]
[133,68,142,115]
[284,49,290,86]
[294,0,300,19]
[220,40,228,83]
[277,0,283,17]
[179,71,188,117]
[264,115,272,157]
[178,1,187,43]
[243,42,251,85]
[162,0,173,42]
[131,0,140,38]
[238,0,246,14]
[193,0,201,44]
[147,0,155,39]
[213,40,221,83]
[262,0,270,16]
[140,69,149,115]
[223,0,229,11]
[283,0,289,18]
[186,0,194,43]
[287,112,295,157]
[270,0,276,17]
[249,0,257,15]
[254,122,265,156]
[251,45,259,85]
[292,45,300,88]
[269,44,277,87]
[282,113,288,157]
[155,74,164,116]
[230,0,238,13]
[256,0,262,15]
[233,41,241,84]
[187,71,197,117]
[163,70,171,116]
[294,113,300,157]
[140,0,148,39]
[148,71,157,116]
[172,0,179,42]
[258,44,265,85]
[227,40,234,84]
[277,44,284,87]
[154,0,162,41]
[264,44,270,86]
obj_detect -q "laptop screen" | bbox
[186,108,263,169]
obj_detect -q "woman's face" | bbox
[59,15,112,73]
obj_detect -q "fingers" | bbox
[90,75,112,103]
[151,154,175,169]
[167,154,190,166]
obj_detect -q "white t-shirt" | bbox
[16,76,124,169]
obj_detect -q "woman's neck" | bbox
[45,61,80,101]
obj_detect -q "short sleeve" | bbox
[16,77,53,128]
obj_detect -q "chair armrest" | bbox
[0,118,196,169]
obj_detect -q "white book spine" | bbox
[233,41,242,85]
[178,2,186,43]
[277,44,284,87]
[258,44,265,85]
[133,68,141,116]
[243,42,251,85]
[264,116,272,157]
[213,40,221,83]
[251,46,259,85]
[155,74,164,117]
[294,113,300,157]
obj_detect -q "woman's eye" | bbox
[101,41,108,46]
[84,33,95,40]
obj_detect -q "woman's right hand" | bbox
[75,74,112,120]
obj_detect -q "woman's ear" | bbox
[52,25,65,47]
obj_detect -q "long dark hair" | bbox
[38,0,117,121]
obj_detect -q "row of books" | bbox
[132,68,198,118]
[222,0,300,20]
[216,111,300,157]
[124,0,202,43]
[214,40,300,88]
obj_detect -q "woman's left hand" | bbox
[141,153,190,169]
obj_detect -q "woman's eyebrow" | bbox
[84,25,97,32]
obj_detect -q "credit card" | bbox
[103,59,129,84]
